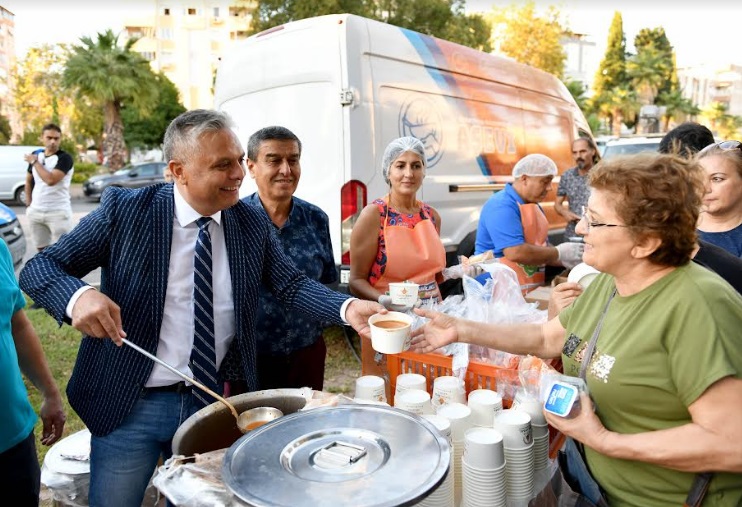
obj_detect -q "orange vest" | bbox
[499,203,549,293]
[372,201,447,303]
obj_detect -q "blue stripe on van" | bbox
[400,28,491,177]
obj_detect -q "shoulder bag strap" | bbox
[578,288,616,381]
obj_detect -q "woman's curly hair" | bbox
[589,153,705,267]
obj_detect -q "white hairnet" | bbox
[512,154,558,177]
[381,137,426,184]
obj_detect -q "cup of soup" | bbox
[388,282,419,306]
[368,311,414,354]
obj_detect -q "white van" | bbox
[0,145,41,205]
[214,14,592,290]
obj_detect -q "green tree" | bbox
[122,73,186,150]
[703,102,742,139]
[11,44,76,136]
[248,0,491,51]
[565,79,588,112]
[590,12,631,134]
[0,101,11,144]
[63,30,160,171]
[627,45,670,105]
[487,1,565,76]
[657,89,699,131]
[634,27,675,98]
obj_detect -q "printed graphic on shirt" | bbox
[589,352,615,383]
[562,333,581,357]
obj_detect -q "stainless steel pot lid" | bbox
[222,405,450,507]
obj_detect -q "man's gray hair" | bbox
[162,109,235,162]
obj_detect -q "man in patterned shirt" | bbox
[555,137,598,239]
[242,126,336,391]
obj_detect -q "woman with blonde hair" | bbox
[696,140,742,256]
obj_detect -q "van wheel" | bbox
[14,187,25,206]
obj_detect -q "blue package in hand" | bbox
[543,381,579,417]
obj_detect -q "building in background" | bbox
[561,32,599,94]
[0,6,16,137]
[124,0,252,110]
[678,64,742,117]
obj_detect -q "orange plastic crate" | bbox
[387,350,520,406]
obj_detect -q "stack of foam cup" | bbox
[461,427,507,507]
[432,376,466,411]
[467,389,503,428]
[395,373,428,400]
[419,414,455,507]
[511,388,549,471]
[354,375,387,404]
[436,402,472,506]
[394,389,434,415]
[493,409,534,503]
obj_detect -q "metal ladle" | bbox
[122,338,253,433]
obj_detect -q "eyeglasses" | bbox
[580,206,628,232]
[699,140,742,155]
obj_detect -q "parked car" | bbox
[601,136,662,159]
[0,145,43,205]
[83,162,168,201]
[0,202,26,267]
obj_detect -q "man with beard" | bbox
[555,137,599,239]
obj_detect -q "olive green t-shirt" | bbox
[559,263,742,507]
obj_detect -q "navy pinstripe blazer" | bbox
[19,184,349,436]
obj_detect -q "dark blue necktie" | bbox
[191,217,218,408]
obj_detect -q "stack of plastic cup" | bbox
[461,427,507,507]
[354,375,387,403]
[394,389,434,415]
[437,402,472,506]
[467,389,503,428]
[432,376,466,409]
[395,373,428,399]
[419,415,454,507]
[511,389,549,471]
[493,409,534,503]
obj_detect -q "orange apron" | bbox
[499,203,548,293]
[373,199,447,303]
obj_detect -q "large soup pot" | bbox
[222,405,451,507]
[172,388,308,456]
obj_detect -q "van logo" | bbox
[399,96,444,167]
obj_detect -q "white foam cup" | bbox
[395,373,427,397]
[436,402,473,442]
[468,389,503,427]
[354,375,387,403]
[421,414,452,441]
[494,409,532,449]
[432,376,466,406]
[368,311,413,354]
[463,427,505,469]
[567,262,600,289]
[512,388,547,426]
[394,389,433,415]
[388,281,420,306]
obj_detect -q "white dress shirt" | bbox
[146,186,235,386]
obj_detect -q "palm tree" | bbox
[627,47,669,106]
[591,86,640,136]
[63,30,159,171]
[656,89,699,131]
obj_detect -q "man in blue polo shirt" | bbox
[475,154,583,292]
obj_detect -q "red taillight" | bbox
[340,180,367,265]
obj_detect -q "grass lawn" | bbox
[23,300,361,467]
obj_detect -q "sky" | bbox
[3,1,742,69]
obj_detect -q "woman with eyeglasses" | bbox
[696,140,742,257]
[411,153,742,506]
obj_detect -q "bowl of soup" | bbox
[368,311,414,354]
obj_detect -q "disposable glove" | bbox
[441,263,486,281]
[377,295,421,312]
[556,242,585,270]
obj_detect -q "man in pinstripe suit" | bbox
[19,109,383,507]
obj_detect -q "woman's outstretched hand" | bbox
[410,308,461,353]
